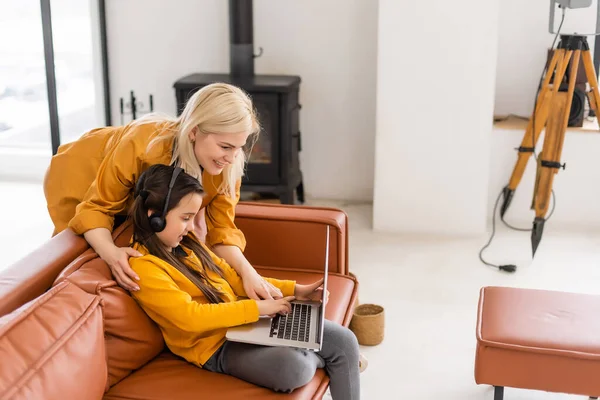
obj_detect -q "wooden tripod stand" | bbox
[498,35,600,256]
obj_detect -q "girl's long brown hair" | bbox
[130,164,226,304]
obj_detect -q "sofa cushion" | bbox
[235,204,349,274]
[475,286,600,397]
[104,352,328,400]
[54,253,165,389]
[477,286,600,357]
[0,281,106,400]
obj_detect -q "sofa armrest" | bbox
[0,228,89,317]
[234,202,349,274]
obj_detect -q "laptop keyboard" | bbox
[269,303,312,342]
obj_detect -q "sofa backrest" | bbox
[0,229,89,318]
[54,250,165,389]
[0,280,106,400]
[235,202,349,274]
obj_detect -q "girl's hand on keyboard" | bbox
[295,279,329,305]
[257,296,295,317]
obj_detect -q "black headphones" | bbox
[138,166,183,233]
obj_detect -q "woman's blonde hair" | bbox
[134,83,260,198]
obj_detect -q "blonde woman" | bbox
[44,83,282,300]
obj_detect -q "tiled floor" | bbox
[2,180,600,399]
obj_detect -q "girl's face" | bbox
[189,128,250,175]
[152,192,203,251]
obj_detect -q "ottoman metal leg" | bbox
[494,386,504,400]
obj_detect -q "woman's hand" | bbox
[243,270,283,300]
[294,278,329,304]
[83,227,142,292]
[100,245,143,291]
[257,296,295,317]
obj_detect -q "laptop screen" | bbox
[316,225,330,345]
[322,225,329,304]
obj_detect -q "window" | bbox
[0,0,109,180]
[0,2,51,150]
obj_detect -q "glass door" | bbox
[0,0,108,180]
[52,0,102,146]
[0,2,51,151]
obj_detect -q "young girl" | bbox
[128,164,362,399]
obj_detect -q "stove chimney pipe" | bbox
[229,0,254,78]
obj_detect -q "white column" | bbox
[373,0,500,236]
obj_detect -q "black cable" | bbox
[479,8,565,272]
[479,189,515,272]
[480,188,556,272]
[500,190,556,231]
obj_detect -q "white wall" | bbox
[494,0,597,118]
[106,0,228,121]
[17,0,596,233]
[373,0,500,236]
[106,0,378,202]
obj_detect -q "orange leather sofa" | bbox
[475,286,600,400]
[0,202,359,400]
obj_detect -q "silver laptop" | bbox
[226,225,330,352]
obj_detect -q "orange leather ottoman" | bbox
[475,286,600,400]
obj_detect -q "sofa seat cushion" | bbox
[475,286,600,397]
[104,351,328,400]
[0,281,106,400]
[255,267,358,325]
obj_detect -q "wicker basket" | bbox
[349,304,384,346]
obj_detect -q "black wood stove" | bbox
[173,0,304,204]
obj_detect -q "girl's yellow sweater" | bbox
[129,239,296,367]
